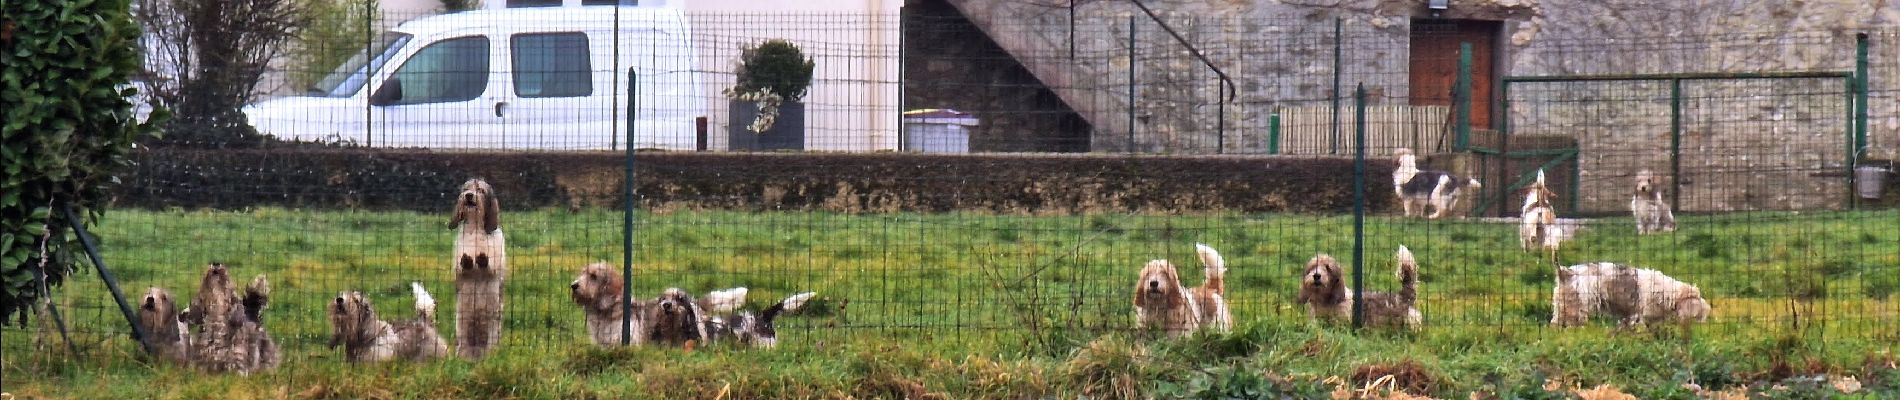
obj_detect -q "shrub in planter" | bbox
[725,39,814,151]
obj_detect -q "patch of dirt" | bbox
[1350,359,1441,396]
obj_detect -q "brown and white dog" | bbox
[1519,169,1564,261]
[181,263,279,374]
[450,178,507,359]
[1296,247,1421,330]
[1551,262,1709,337]
[569,262,644,346]
[1631,170,1677,234]
[135,287,191,364]
[646,287,812,348]
[1132,243,1231,336]
[327,282,450,362]
[1395,150,1482,219]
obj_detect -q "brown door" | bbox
[1409,19,1498,130]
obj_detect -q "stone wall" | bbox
[938,0,1899,212]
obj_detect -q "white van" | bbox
[244,6,703,150]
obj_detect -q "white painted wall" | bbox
[680,0,903,151]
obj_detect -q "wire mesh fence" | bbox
[6,4,1899,384]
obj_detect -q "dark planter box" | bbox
[728,100,806,151]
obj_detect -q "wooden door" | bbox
[1409,19,1498,130]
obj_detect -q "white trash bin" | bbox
[903,109,978,153]
[1856,165,1889,199]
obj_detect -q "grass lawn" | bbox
[4,207,1898,398]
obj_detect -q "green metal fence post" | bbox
[1669,78,1683,210]
[1497,80,1512,217]
[622,67,637,345]
[1455,42,1473,152]
[1331,17,1342,155]
[1854,32,1869,157]
[1351,83,1367,329]
[1268,112,1281,154]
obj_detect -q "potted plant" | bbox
[725,39,815,151]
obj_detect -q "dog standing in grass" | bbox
[1132,243,1231,336]
[1394,149,1482,219]
[1519,169,1565,262]
[1631,170,1677,234]
[1551,262,1709,338]
[450,178,506,359]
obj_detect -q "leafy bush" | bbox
[1,0,164,321]
[731,39,815,102]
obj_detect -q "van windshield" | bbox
[309,33,413,97]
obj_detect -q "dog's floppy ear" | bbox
[482,190,501,234]
[449,202,467,230]
[594,272,624,312]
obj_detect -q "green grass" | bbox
[5,208,1898,398]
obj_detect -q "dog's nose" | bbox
[142,297,156,309]
[570,281,580,290]
[1147,281,1159,290]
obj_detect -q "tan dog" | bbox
[135,287,191,364]
[1296,247,1421,330]
[450,178,507,358]
[1132,243,1230,336]
[570,263,645,346]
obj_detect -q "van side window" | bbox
[387,36,490,104]
[511,32,592,98]
[504,0,560,7]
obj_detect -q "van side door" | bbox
[368,34,507,148]
[497,31,607,150]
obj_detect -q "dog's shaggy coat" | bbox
[135,287,191,364]
[1519,169,1564,261]
[1132,243,1231,336]
[1631,170,1678,234]
[182,263,279,374]
[569,262,645,346]
[450,178,507,359]
[1394,151,1481,219]
[328,283,450,362]
[1551,262,1710,335]
[1296,247,1421,330]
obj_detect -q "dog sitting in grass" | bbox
[181,263,279,374]
[328,283,450,362]
[135,287,191,364]
[1297,247,1421,330]
[1132,243,1231,336]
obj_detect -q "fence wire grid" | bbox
[5,4,1899,379]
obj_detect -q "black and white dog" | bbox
[648,288,816,349]
[1395,149,1482,219]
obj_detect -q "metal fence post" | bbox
[1854,32,1869,158]
[62,205,147,355]
[1670,78,1683,210]
[1330,17,1342,155]
[1351,83,1367,329]
[1127,15,1137,154]
[621,67,637,345]
[1455,42,1472,151]
[1268,111,1281,154]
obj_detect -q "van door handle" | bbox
[494,101,508,118]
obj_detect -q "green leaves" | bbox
[0,0,161,321]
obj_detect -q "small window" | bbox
[386,36,489,104]
[511,32,593,98]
